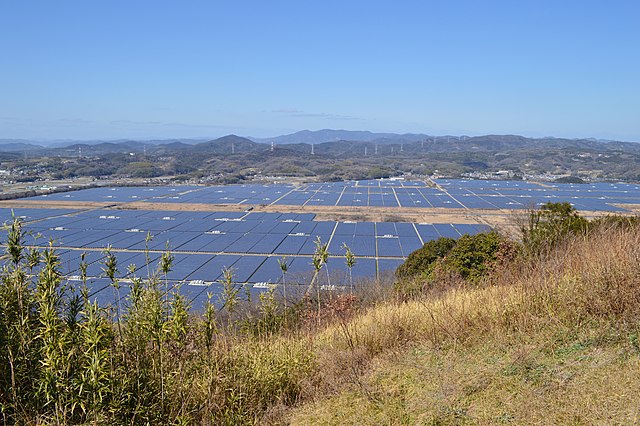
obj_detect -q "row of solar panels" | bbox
[63,264,396,313]
[28,178,640,212]
[10,249,402,312]
[271,180,640,210]
[444,187,640,198]
[438,179,640,191]
[1,208,314,226]
[34,184,292,204]
[48,250,398,283]
[8,209,490,258]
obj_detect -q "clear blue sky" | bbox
[1,1,639,141]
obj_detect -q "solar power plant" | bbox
[32,186,202,202]
[436,179,640,211]
[27,178,640,211]
[0,206,490,310]
[8,177,640,310]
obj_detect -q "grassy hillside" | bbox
[1,209,639,424]
[291,226,640,424]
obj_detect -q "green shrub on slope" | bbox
[395,237,457,279]
[396,232,507,281]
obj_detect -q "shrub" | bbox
[395,231,511,298]
[439,231,504,282]
[395,237,456,279]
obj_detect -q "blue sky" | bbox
[1,1,639,141]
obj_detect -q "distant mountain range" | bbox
[1,130,420,150]
[2,129,632,152]
[0,138,210,151]
[0,140,46,152]
[4,132,634,159]
[249,129,430,145]
[2,130,640,182]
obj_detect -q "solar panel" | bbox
[188,255,241,281]
[434,224,460,238]
[32,181,633,309]
[377,258,404,275]
[398,236,423,256]
[377,237,402,257]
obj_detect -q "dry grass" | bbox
[292,331,640,424]
[289,227,640,424]
[315,227,640,353]
[177,334,315,424]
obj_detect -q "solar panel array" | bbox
[437,179,640,212]
[11,177,640,310]
[0,207,489,310]
[31,178,640,211]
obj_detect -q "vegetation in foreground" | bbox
[0,203,639,424]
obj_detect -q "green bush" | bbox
[395,237,457,279]
[438,231,504,282]
[395,231,510,296]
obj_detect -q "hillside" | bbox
[4,131,640,182]
[291,231,640,424]
[0,140,44,151]
[1,208,639,424]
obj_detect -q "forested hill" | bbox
[3,132,640,182]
